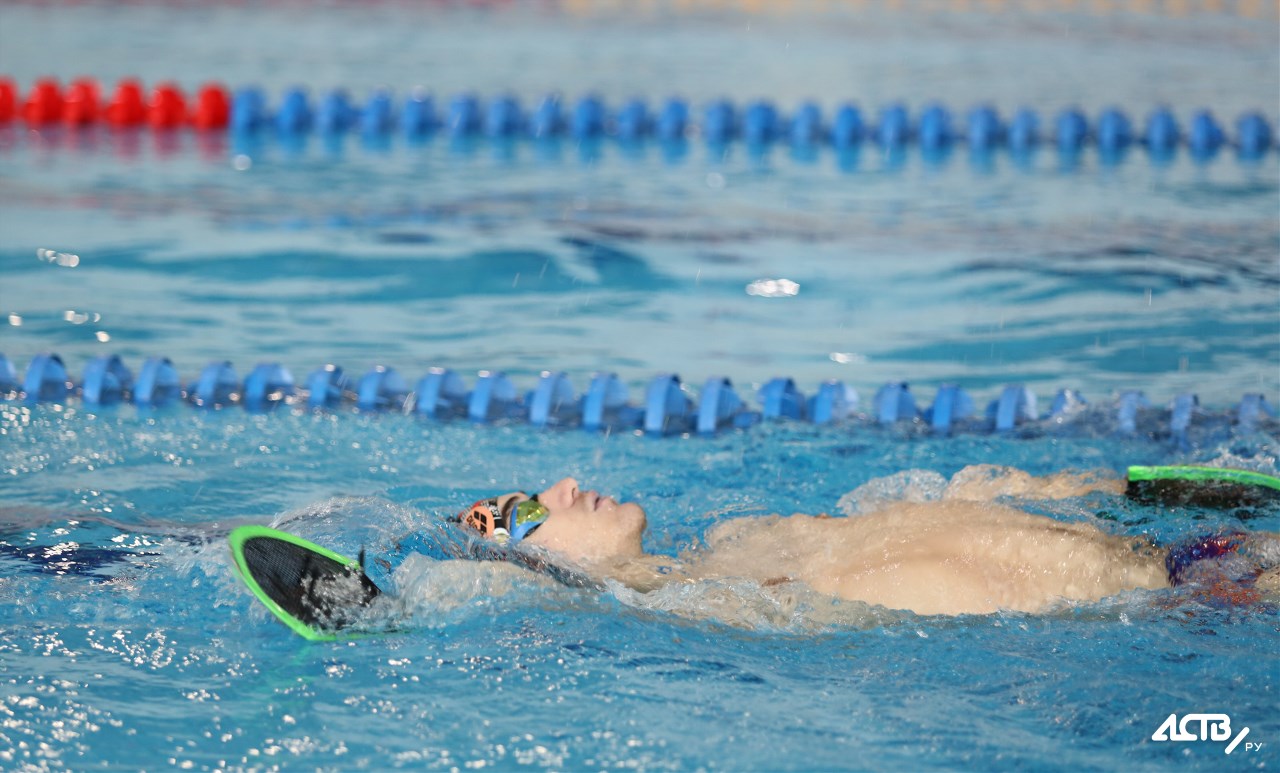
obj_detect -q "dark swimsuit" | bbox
[1165,533,1248,586]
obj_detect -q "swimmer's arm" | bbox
[943,465,1124,502]
[599,554,694,593]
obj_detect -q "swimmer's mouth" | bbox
[585,492,617,512]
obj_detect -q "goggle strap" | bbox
[462,492,545,541]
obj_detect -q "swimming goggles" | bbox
[461,493,548,543]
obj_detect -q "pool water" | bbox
[1,2,1278,771]
[3,416,1279,771]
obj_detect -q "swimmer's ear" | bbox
[1126,465,1280,508]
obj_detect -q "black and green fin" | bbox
[228,525,382,641]
[1126,465,1280,508]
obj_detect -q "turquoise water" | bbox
[2,3,1279,771]
[2,415,1279,770]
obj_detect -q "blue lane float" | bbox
[830,105,865,148]
[809,380,857,425]
[135,356,182,407]
[874,382,917,424]
[1049,388,1088,419]
[644,373,693,436]
[991,384,1037,432]
[361,89,395,136]
[306,364,350,410]
[1008,108,1040,152]
[582,372,640,431]
[447,94,482,139]
[3,353,1275,442]
[530,95,563,139]
[1145,107,1180,156]
[875,103,911,149]
[357,366,408,412]
[402,89,438,138]
[1116,390,1151,435]
[743,101,781,146]
[230,87,268,132]
[1237,113,1273,159]
[82,354,133,406]
[190,361,239,409]
[415,367,467,420]
[22,353,71,404]
[485,95,522,139]
[791,102,824,146]
[468,370,521,423]
[318,90,358,134]
[1056,108,1089,152]
[656,99,688,142]
[696,376,758,434]
[966,105,1003,151]
[1189,110,1225,158]
[527,371,576,428]
[702,99,737,144]
[215,89,1275,160]
[615,99,649,140]
[35,77,1274,160]
[1169,393,1198,446]
[276,87,313,134]
[243,363,296,412]
[925,383,974,434]
[1237,393,1276,432]
[1096,108,1133,154]
[918,103,953,151]
[759,377,806,421]
[572,95,606,140]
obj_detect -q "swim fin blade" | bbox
[228,525,382,641]
[1126,465,1280,508]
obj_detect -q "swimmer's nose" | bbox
[543,477,579,509]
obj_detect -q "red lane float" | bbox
[63,77,101,125]
[22,77,63,124]
[106,79,146,127]
[0,78,15,122]
[192,83,230,129]
[148,82,186,128]
[2,77,229,130]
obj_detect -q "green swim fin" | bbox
[1126,465,1280,508]
[229,525,382,641]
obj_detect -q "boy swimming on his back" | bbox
[232,464,1280,640]
[455,467,1278,616]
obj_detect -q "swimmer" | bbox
[230,464,1280,638]
[454,466,1280,616]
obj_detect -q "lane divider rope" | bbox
[2,351,1274,440]
[0,78,1273,160]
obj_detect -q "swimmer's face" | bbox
[494,477,647,565]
